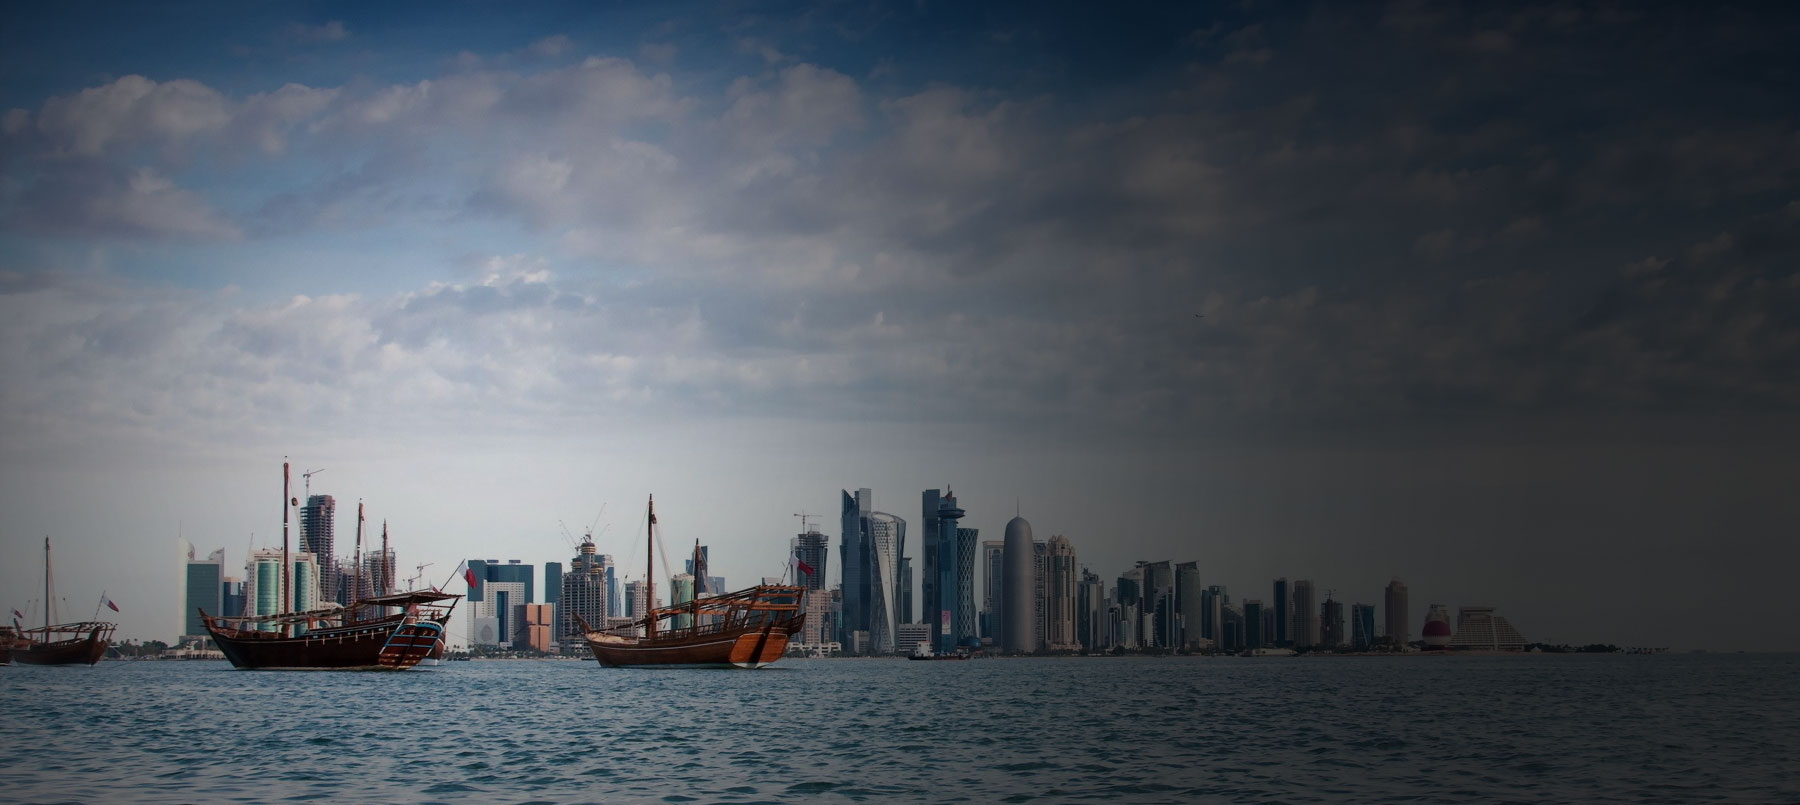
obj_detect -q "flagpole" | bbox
[92,590,106,622]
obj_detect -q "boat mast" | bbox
[691,540,703,634]
[640,493,655,641]
[353,499,365,609]
[380,521,390,595]
[43,536,52,632]
[282,460,291,636]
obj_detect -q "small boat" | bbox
[907,642,969,661]
[583,496,805,669]
[12,537,116,667]
[197,460,459,671]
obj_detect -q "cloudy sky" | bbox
[2,2,1795,650]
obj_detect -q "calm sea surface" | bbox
[2,654,1797,804]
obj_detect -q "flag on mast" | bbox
[104,597,120,612]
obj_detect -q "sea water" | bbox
[2,654,1796,803]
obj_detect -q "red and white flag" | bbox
[104,597,120,612]
[10,608,21,620]
[795,558,815,577]
[453,560,477,589]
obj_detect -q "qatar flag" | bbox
[796,559,815,577]
[104,598,120,612]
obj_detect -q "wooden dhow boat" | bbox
[11,537,116,667]
[200,589,458,671]
[584,496,805,669]
[198,460,458,671]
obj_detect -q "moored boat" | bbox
[583,496,805,669]
[198,460,458,671]
[200,589,458,670]
[11,537,116,667]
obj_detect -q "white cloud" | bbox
[35,75,230,156]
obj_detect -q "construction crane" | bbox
[408,562,433,591]
[302,468,325,499]
[794,511,817,533]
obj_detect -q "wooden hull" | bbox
[207,615,446,671]
[13,627,109,667]
[587,619,793,669]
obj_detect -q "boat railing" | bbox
[22,621,116,640]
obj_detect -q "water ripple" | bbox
[3,654,1799,802]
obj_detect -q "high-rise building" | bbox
[1221,605,1244,652]
[1201,585,1226,646]
[921,489,966,654]
[181,541,224,641]
[557,538,609,649]
[221,577,245,618]
[1175,561,1201,649]
[1320,595,1344,648]
[954,526,978,647]
[1273,577,1290,647]
[897,557,912,625]
[1291,579,1318,649]
[840,488,871,649]
[1044,535,1079,651]
[1002,515,1036,653]
[867,511,905,654]
[1244,599,1265,649]
[1077,568,1106,652]
[1351,603,1376,651]
[625,580,655,621]
[794,528,828,591]
[466,559,535,649]
[244,549,319,631]
[300,494,337,605]
[981,540,1004,641]
[1139,560,1173,647]
[1384,579,1409,646]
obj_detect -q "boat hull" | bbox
[586,620,793,669]
[206,616,446,671]
[12,626,110,667]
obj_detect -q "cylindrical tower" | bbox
[1002,515,1035,653]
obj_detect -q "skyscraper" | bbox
[955,525,978,646]
[867,511,904,654]
[1077,568,1106,652]
[1202,585,1225,646]
[920,489,942,646]
[1244,599,1265,649]
[1175,561,1201,649]
[466,559,535,649]
[897,557,912,624]
[300,494,337,604]
[981,540,1004,641]
[794,528,828,590]
[557,538,608,649]
[1002,514,1036,653]
[244,548,319,630]
[1320,595,1344,648]
[1291,579,1318,649]
[1044,535,1079,651]
[1350,603,1376,651]
[925,489,966,654]
[840,488,870,649]
[1384,579,1409,646]
[182,541,223,641]
[1273,577,1290,647]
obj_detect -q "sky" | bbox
[1,1,1796,651]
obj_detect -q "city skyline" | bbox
[3,3,1797,654]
